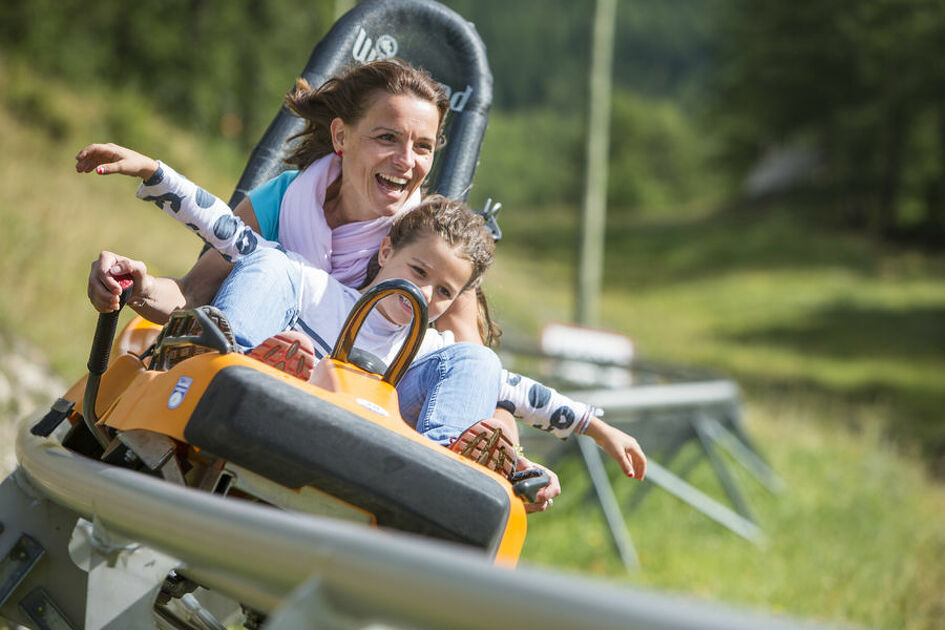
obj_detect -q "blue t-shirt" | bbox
[247,170,300,240]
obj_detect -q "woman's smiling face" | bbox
[331,92,440,223]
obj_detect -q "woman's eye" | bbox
[437,286,452,299]
[416,142,434,153]
[378,133,396,142]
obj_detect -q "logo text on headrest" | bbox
[351,26,474,112]
[353,27,398,63]
[439,83,474,113]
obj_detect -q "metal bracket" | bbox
[18,586,75,630]
[264,575,361,630]
[69,518,182,629]
[31,398,75,437]
[576,436,639,571]
[0,533,45,608]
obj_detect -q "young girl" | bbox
[81,145,647,505]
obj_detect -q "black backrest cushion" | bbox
[229,0,493,207]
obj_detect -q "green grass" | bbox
[0,56,245,376]
[489,204,945,464]
[519,401,945,629]
[3,54,945,629]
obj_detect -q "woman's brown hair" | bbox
[283,59,450,170]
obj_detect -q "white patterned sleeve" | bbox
[497,369,601,440]
[135,161,284,263]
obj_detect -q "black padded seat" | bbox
[184,366,510,554]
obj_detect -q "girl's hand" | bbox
[584,417,647,481]
[75,143,160,180]
[516,454,561,513]
[88,251,152,313]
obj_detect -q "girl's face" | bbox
[331,92,439,222]
[371,232,473,326]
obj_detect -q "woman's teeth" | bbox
[377,173,408,192]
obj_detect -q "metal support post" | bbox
[576,436,639,571]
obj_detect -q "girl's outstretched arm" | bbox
[76,143,160,180]
[583,417,647,480]
[78,142,243,322]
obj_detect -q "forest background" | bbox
[0,1,943,629]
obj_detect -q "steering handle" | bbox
[331,279,428,386]
[83,274,134,449]
[87,275,134,374]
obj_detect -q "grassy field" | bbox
[488,204,945,629]
[2,57,944,629]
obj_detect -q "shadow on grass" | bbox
[729,302,945,362]
[723,300,945,465]
[502,202,943,290]
[602,210,885,288]
[735,373,945,475]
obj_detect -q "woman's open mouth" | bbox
[376,173,408,195]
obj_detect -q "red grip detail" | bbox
[113,274,134,290]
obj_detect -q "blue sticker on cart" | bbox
[167,376,194,410]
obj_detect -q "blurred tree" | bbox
[0,0,333,147]
[0,0,718,218]
[439,0,592,113]
[709,0,945,242]
[440,0,714,112]
[608,90,708,211]
[441,0,716,213]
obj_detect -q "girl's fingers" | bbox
[84,161,121,175]
[635,452,647,480]
[75,144,122,173]
[88,251,136,313]
[627,446,646,481]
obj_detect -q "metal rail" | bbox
[563,379,741,411]
[8,417,836,630]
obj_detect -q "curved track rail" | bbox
[5,415,837,630]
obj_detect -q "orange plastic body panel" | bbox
[60,316,162,415]
[115,315,163,356]
[83,317,528,564]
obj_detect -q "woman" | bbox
[85,58,483,340]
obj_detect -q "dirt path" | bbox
[0,331,66,476]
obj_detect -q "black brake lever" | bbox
[511,468,550,504]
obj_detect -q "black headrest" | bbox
[228,0,493,207]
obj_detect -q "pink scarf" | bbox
[277,153,421,288]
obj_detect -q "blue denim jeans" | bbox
[212,248,302,350]
[396,342,502,445]
[211,248,501,444]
